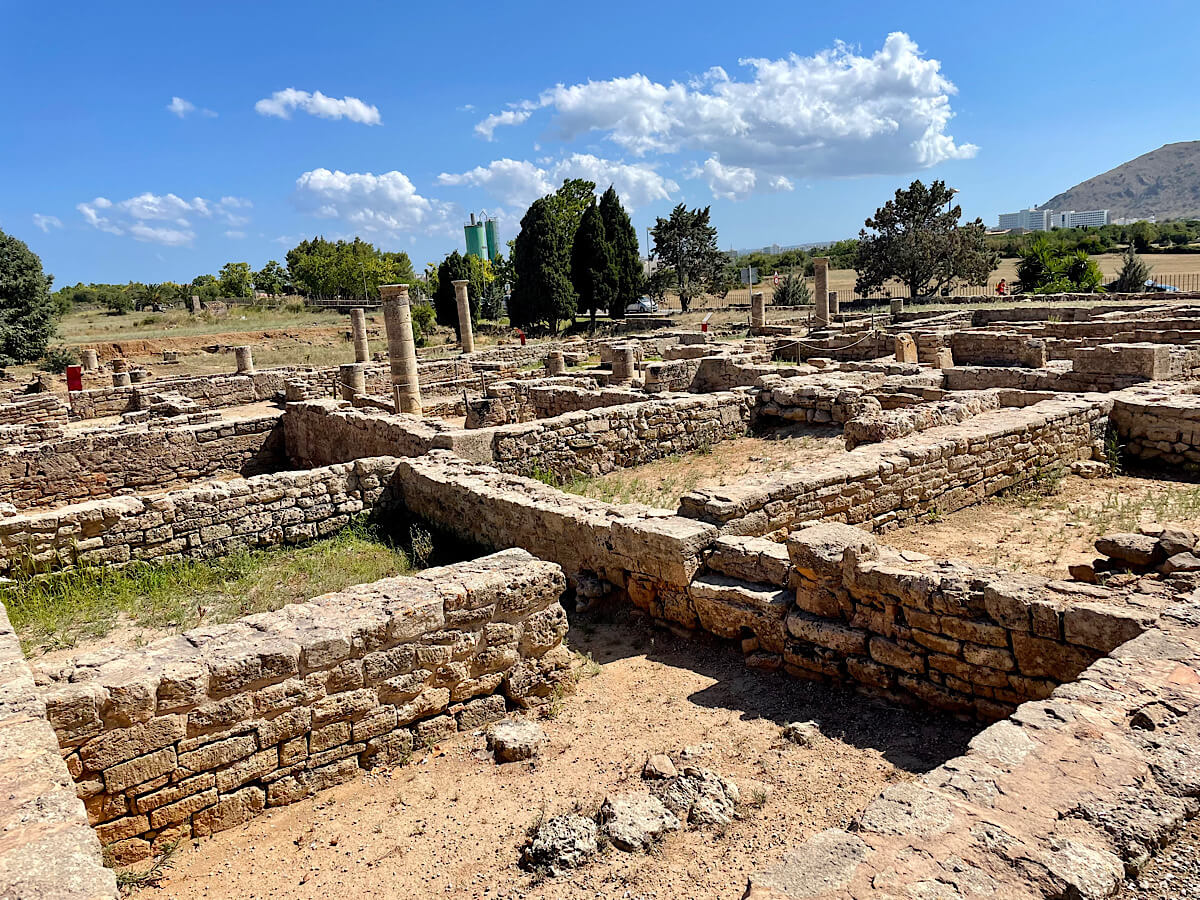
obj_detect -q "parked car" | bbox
[1145,280,1181,293]
[625,296,659,315]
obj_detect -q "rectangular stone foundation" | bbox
[34,549,569,864]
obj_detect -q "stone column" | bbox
[813,257,830,326]
[750,291,766,328]
[234,346,255,374]
[828,290,839,316]
[380,284,422,415]
[452,280,475,354]
[547,350,566,376]
[129,369,148,384]
[81,349,99,372]
[611,344,637,383]
[350,308,370,363]
[190,295,201,314]
[112,372,130,387]
[339,363,366,401]
[111,357,128,373]
[890,298,904,317]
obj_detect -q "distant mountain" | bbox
[1038,141,1200,221]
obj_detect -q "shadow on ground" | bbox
[567,607,981,775]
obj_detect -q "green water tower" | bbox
[484,217,499,261]
[464,212,486,259]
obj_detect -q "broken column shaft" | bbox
[380,284,422,415]
[452,280,475,354]
[350,308,370,363]
[813,257,830,326]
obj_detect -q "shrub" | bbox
[1112,246,1150,293]
[38,345,78,373]
[773,273,811,305]
[411,302,435,346]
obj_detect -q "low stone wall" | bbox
[1110,383,1200,465]
[843,390,1003,448]
[68,370,304,419]
[644,358,704,392]
[949,331,1047,367]
[34,550,569,863]
[283,401,456,467]
[679,394,1108,535]
[463,379,635,429]
[391,451,716,611]
[0,457,395,576]
[486,392,754,481]
[746,569,1200,899]
[755,372,881,426]
[0,603,117,897]
[0,392,70,427]
[0,412,284,512]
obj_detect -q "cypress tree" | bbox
[571,201,618,327]
[434,250,478,333]
[510,197,577,331]
[598,186,643,318]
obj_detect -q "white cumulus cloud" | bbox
[293,168,452,235]
[32,214,63,232]
[688,157,794,201]
[476,32,976,196]
[438,154,677,211]
[167,96,216,118]
[475,107,533,140]
[76,193,250,245]
[255,89,381,125]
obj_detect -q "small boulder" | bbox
[654,767,740,826]
[599,793,681,851]
[522,814,598,873]
[783,721,822,746]
[680,742,713,760]
[487,720,547,763]
[1071,460,1109,480]
[1160,552,1200,575]
[1159,527,1198,558]
[1068,562,1098,584]
[1094,533,1161,568]
[642,754,677,780]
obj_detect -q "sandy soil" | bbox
[885,472,1200,577]
[148,615,977,900]
[568,425,846,509]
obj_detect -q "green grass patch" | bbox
[1,519,420,656]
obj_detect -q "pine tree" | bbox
[510,197,577,331]
[598,186,643,317]
[1112,245,1150,293]
[0,229,56,366]
[571,201,618,327]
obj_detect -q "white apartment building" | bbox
[997,207,1109,230]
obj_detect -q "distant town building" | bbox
[997,207,1109,230]
[998,208,1051,231]
[1112,215,1157,226]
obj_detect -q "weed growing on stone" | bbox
[112,841,178,887]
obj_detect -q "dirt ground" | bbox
[885,471,1200,577]
[566,425,845,509]
[148,615,977,900]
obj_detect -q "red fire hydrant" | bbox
[517,329,526,346]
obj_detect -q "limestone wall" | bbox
[0,457,395,576]
[679,395,1109,535]
[0,392,70,427]
[486,392,754,480]
[746,571,1200,899]
[0,603,117,897]
[0,413,284,512]
[948,332,1047,367]
[1110,383,1200,465]
[33,550,569,863]
[283,400,453,467]
[68,370,304,419]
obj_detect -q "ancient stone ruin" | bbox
[6,293,1200,897]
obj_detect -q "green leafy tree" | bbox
[254,260,289,296]
[1112,246,1151,293]
[0,229,56,365]
[855,180,997,299]
[136,283,165,310]
[191,274,222,302]
[285,237,416,301]
[218,262,254,299]
[571,201,618,326]
[545,178,596,253]
[649,204,725,312]
[598,186,643,316]
[103,288,135,315]
[510,196,576,331]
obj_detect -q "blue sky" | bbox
[4,0,1199,286]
